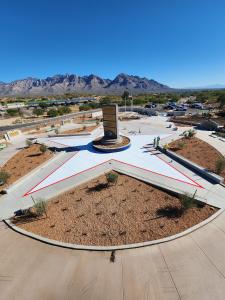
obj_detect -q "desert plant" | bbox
[179,191,197,212]
[26,139,32,147]
[0,171,10,185]
[106,172,118,186]
[33,198,47,217]
[177,141,185,149]
[184,129,196,139]
[215,157,225,175]
[40,144,47,154]
[163,143,168,150]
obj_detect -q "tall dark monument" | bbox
[92,103,130,152]
[102,104,120,143]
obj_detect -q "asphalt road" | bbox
[0,109,101,133]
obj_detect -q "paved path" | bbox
[196,130,225,155]
[1,209,225,300]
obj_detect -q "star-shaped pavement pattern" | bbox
[24,134,202,196]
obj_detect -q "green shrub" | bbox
[183,129,196,139]
[33,108,44,116]
[179,191,197,212]
[33,199,47,216]
[6,109,19,117]
[177,141,185,149]
[47,109,58,118]
[0,171,10,185]
[215,157,225,175]
[40,144,47,154]
[106,172,118,186]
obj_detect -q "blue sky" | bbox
[0,0,225,88]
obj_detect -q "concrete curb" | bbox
[47,133,91,138]
[4,208,223,251]
[158,145,224,184]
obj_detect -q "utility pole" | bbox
[130,94,133,112]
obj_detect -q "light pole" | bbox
[130,94,133,112]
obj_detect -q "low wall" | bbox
[158,146,224,184]
[170,118,200,126]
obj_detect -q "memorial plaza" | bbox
[0,108,225,299]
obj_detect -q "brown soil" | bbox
[169,137,225,180]
[0,144,53,190]
[17,172,217,246]
[93,136,130,149]
[61,125,99,135]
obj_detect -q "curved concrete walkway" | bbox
[1,210,225,300]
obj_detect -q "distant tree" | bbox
[33,108,44,116]
[79,105,91,111]
[122,90,130,100]
[47,109,58,118]
[39,102,49,109]
[196,93,208,103]
[6,109,19,117]
[57,106,71,115]
[218,94,225,109]
[100,98,112,105]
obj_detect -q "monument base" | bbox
[92,135,131,152]
[99,136,122,145]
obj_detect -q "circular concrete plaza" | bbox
[1,117,225,299]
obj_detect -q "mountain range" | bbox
[0,73,172,96]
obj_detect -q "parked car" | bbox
[191,103,204,109]
[175,106,187,111]
[164,104,177,110]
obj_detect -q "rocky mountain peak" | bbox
[0,73,172,96]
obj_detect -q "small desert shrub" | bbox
[179,191,197,212]
[163,144,168,150]
[40,144,47,154]
[215,157,225,175]
[177,141,185,150]
[106,172,118,186]
[183,129,196,139]
[26,139,32,147]
[33,198,47,216]
[0,171,10,185]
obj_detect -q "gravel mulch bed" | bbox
[169,137,225,181]
[0,144,53,190]
[18,172,217,246]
